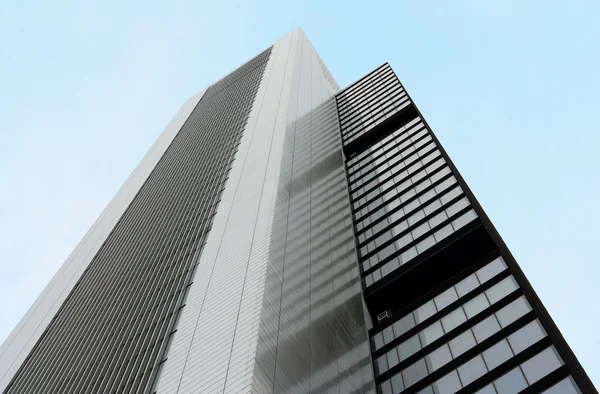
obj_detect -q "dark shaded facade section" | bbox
[5,48,271,394]
[334,64,596,394]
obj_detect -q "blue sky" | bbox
[1,0,598,385]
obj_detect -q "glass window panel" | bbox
[476,257,507,283]
[483,339,514,370]
[418,385,435,394]
[402,358,429,388]
[433,370,462,394]
[434,287,459,311]
[373,332,384,350]
[420,321,445,347]
[455,274,480,297]
[416,235,436,254]
[434,224,453,242]
[425,344,453,372]
[493,367,528,394]
[458,354,488,386]
[496,297,531,328]
[507,320,546,355]
[463,293,491,319]
[441,307,467,333]
[449,329,477,358]
[452,209,477,230]
[400,246,418,265]
[521,346,563,385]
[391,372,405,393]
[485,276,519,304]
[387,347,400,369]
[414,301,437,323]
[474,384,497,394]
[383,326,394,344]
[473,315,501,343]
[393,314,416,338]
[399,334,422,361]
[379,379,393,394]
[376,355,388,374]
[541,376,581,394]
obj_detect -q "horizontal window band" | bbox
[360,198,471,275]
[335,63,392,98]
[346,118,424,173]
[356,180,460,248]
[347,130,431,189]
[342,104,420,158]
[346,121,426,179]
[354,166,453,235]
[375,289,530,383]
[372,270,514,356]
[350,143,439,206]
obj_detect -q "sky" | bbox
[1,0,598,386]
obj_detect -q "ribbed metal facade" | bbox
[153,28,373,394]
[3,48,271,394]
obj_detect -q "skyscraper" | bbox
[0,27,595,394]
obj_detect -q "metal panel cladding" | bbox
[3,48,271,394]
[154,28,374,394]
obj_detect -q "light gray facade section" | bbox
[155,28,373,393]
[0,90,205,392]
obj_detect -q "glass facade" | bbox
[1,28,595,394]
[334,63,595,393]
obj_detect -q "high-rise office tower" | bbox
[0,28,595,394]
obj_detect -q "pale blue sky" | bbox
[1,0,598,385]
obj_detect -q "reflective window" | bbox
[415,301,437,323]
[441,307,467,332]
[403,358,429,388]
[387,347,400,369]
[456,273,479,297]
[541,376,582,394]
[494,367,528,394]
[434,287,459,310]
[424,344,453,372]
[496,297,531,327]
[420,321,444,347]
[399,334,422,361]
[463,293,490,319]
[449,329,477,358]
[391,373,405,393]
[507,320,545,354]
[482,339,513,370]
[472,315,502,343]
[520,346,563,385]
[486,276,518,304]
[433,370,462,394]
[476,257,507,283]
[458,354,488,386]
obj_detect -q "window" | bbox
[482,339,513,370]
[507,320,546,354]
[425,344,453,372]
[458,355,488,386]
[472,315,501,343]
[494,367,528,394]
[433,370,462,394]
[520,346,563,385]
[449,329,477,358]
[496,297,531,328]
[541,376,582,394]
